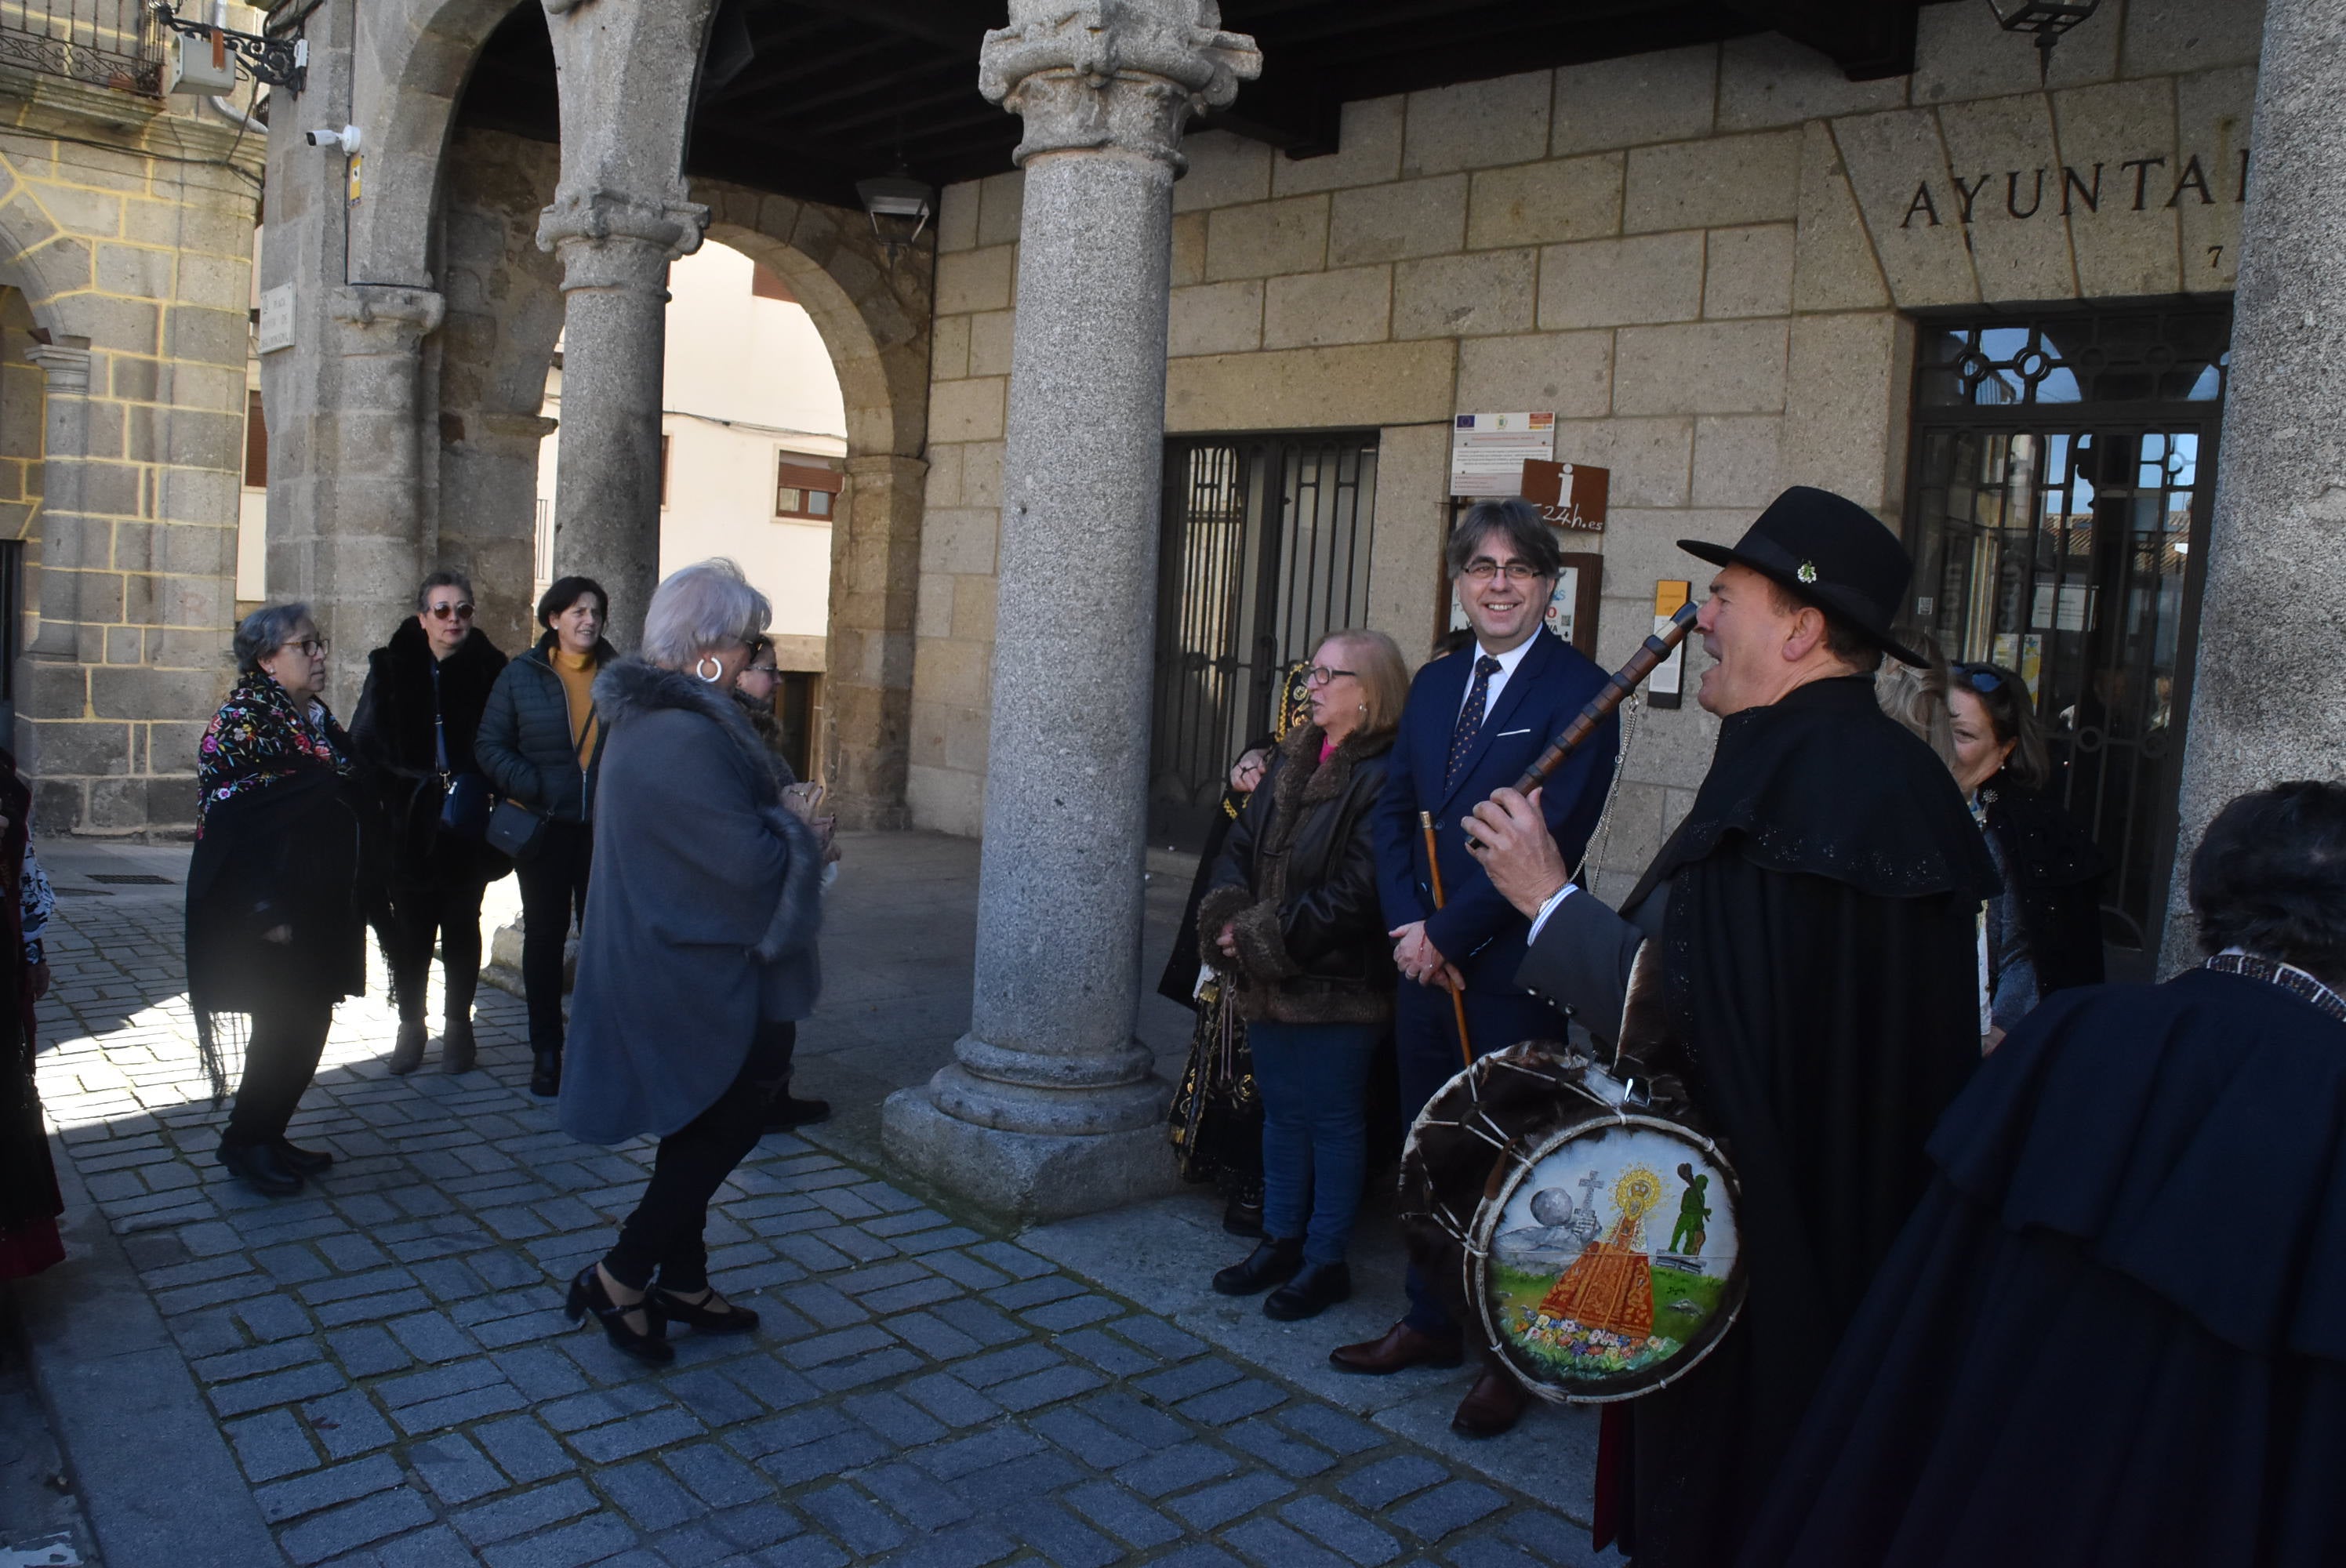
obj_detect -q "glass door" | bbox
[1149,434,1378,852]
[1906,308,2229,978]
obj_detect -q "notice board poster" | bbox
[1450,412,1554,496]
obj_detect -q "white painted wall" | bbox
[537,239,848,661]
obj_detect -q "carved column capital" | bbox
[536,185,709,291]
[329,285,447,348]
[25,343,90,394]
[979,0,1260,169]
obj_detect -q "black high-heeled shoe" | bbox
[647,1284,760,1334]
[565,1265,672,1363]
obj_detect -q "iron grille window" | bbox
[1149,433,1377,853]
[1905,303,2231,978]
[0,0,163,94]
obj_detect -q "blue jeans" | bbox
[1248,1019,1381,1266]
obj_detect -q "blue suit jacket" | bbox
[1374,630,1619,988]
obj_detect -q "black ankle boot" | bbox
[441,1017,478,1074]
[274,1138,335,1174]
[387,1019,427,1076]
[1212,1237,1303,1296]
[218,1141,303,1198]
[1265,1259,1352,1321]
[531,1049,561,1098]
[763,1092,830,1131]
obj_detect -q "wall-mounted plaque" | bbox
[1520,459,1609,532]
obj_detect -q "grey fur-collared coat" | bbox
[558,659,823,1146]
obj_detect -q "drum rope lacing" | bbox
[1411,1051,1648,1250]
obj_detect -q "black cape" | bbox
[0,756,55,1278]
[1741,967,2346,1568]
[1615,675,2000,1566]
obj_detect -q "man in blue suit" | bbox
[1334,497,1618,1437]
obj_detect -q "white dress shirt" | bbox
[1527,882,1576,944]
[1455,635,1537,728]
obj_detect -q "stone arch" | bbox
[0,182,103,340]
[699,182,933,828]
[348,0,533,288]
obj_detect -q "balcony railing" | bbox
[0,0,162,96]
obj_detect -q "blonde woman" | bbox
[1197,628,1411,1322]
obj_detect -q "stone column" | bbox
[311,285,445,707]
[825,453,925,829]
[882,2,1259,1221]
[20,342,97,822]
[536,189,704,644]
[2163,0,2346,971]
[440,411,561,655]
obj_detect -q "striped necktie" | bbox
[1446,655,1502,788]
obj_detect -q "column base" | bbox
[881,1077,1182,1224]
[478,918,575,1002]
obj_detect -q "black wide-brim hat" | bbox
[1679,485,1925,666]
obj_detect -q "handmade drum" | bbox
[1398,1041,1746,1405]
[1468,1111,1744,1403]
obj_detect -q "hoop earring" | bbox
[695,655,722,683]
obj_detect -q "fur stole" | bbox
[593,658,823,965]
[1197,722,1393,1025]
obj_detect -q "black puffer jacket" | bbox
[474,634,616,824]
[1197,723,1396,1025]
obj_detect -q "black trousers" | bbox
[604,1022,795,1294]
[516,821,592,1054]
[222,999,336,1149]
[386,875,488,1025]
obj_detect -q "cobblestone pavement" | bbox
[20,851,1605,1568]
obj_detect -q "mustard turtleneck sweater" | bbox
[551,647,599,766]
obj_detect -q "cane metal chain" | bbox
[1568,692,1640,889]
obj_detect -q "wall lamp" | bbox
[1985,0,2104,80]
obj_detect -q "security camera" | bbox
[304,125,361,154]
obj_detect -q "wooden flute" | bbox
[1513,599,1701,793]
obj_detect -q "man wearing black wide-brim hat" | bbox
[1464,486,2000,1567]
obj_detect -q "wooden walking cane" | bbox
[1419,811,1473,1069]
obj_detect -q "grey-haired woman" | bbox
[558,560,823,1363]
[187,604,377,1197]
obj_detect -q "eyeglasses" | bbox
[427,602,475,621]
[1460,559,1549,583]
[1304,665,1358,687]
[283,636,329,659]
[743,665,779,679]
[1955,665,2010,695]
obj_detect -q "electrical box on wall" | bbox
[165,29,240,95]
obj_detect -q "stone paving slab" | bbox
[13,838,1614,1567]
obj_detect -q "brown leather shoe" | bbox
[1328,1320,1464,1375]
[1451,1365,1529,1438]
